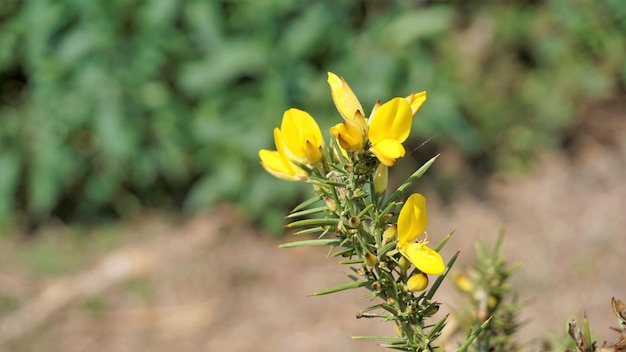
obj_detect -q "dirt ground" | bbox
[0,108,624,351]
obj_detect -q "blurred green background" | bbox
[0,0,624,232]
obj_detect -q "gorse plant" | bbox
[452,232,523,352]
[259,72,489,351]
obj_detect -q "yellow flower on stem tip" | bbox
[259,128,308,182]
[396,193,445,275]
[280,108,324,165]
[367,97,413,167]
[328,72,367,150]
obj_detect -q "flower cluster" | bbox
[259,72,452,350]
[259,72,427,181]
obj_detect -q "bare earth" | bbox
[0,111,624,351]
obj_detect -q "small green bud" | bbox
[348,216,361,228]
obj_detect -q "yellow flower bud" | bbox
[373,163,388,195]
[453,273,475,294]
[382,224,397,244]
[323,196,337,213]
[364,252,378,267]
[407,273,429,292]
[398,256,411,271]
[487,294,498,309]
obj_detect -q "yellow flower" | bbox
[259,108,324,181]
[396,193,445,275]
[280,108,324,165]
[327,72,427,163]
[328,72,367,151]
[368,98,413,167]
[259,128,308,181]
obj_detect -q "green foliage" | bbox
[454,232,524,352]
[0,0,624,229]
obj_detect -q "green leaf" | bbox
[337,258,364,265]
[380,7,454,49]
[290,195,323,213]
[433,230,454,252]
[293,226,326,235]
[330,248,354,257]
[310,279,370,296]
[350,336,406,343]
[286,217,340,228]
[278,239,341,249]
[424,250,459,301]
[457,317,493,352]
[382,154,439,214]
[286,206,327,218]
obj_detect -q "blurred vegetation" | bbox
[0,0,624,231]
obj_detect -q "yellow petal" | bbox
[369,139,405,167]
[368,99,381,120]
[280,108,323,164]
[327,72,364,122]
[258,128,308,181]
[304,140,322,166]
[397,193,428,244]
[405,91,427,117]
[368,97,412,144]
[330,120,365,151]
[259,149,307,181]
[400,242,445,275]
